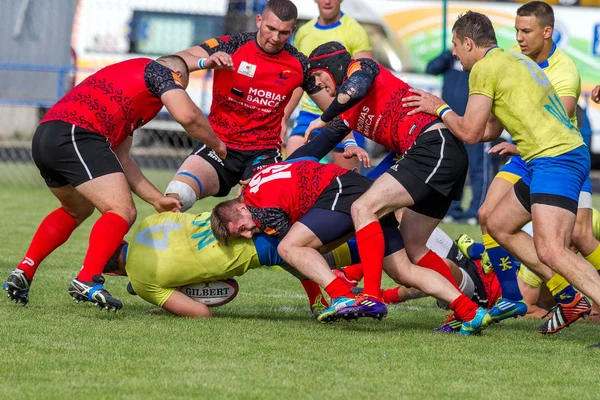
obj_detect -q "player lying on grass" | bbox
[211,143,491,334]
[101,211,322,318]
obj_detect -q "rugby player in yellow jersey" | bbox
[102,211,328,318]
[402,11,600,341]
[465,1,599,327]
[284,0,372,169]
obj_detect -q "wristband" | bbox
[198,58,207,69]
[343,139,358,149]
[435,104,452,119]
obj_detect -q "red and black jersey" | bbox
[41,58,183,149]
[200,32,321,151]
[242,160,348,238]
[338,59,438,154]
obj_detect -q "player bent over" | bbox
[211,149,491,334]
[102,212,291,318]
[303,42,469,319]
[3,55,224,311]
[165,0,343,211]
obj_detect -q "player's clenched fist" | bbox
[153,196,183,213]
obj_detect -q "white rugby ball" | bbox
[179,279,239,307]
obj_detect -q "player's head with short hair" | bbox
[517,1,554,30]
[156,55,190,88]
[308,41,352,93]
[263,0,297,23]
[211,198,259,245]
[515,1,554,61]
[451,11,497,71]
[256,0,297,54]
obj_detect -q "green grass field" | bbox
[1,167,599,399]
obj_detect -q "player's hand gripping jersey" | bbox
[321,59,439,154]
[126,212,263,306]
[242,160,348,238]
[42,58,183,149]
[200,33,321,150]
[469,48,583,162]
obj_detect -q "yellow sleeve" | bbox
[468,60,496,99]
[346,18,372,55]
[552,66,580,99]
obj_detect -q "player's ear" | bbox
[543,26,553,40]
[256,14,262,29]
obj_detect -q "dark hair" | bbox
[452,11,498,47]
[156,54,190,86]
[211,197,245,245]
[263,0,298,23]
[517,1,554,29]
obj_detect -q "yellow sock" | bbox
[331,243,353,269]
[584,245,600,272]
[546,274,570,297]
[482,234,499,250]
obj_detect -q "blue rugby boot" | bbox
[488,297,527,322]
[459,307,492,335]
[336,294,388,321]
[316,296,355,323]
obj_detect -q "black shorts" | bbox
[31,120,123,188]
[385,128,468,219]
[312,170,372,215]
[297,208,404,256]
[192,143,282,197]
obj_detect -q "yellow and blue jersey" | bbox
[469,48,583,162]
[509,44,580,129]
[293,13,371,115]
[125,212,262,307]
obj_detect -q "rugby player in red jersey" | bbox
[209,142,491,334]
[302,42,478,325]
[165,0,362,211]
[3,55,224,311]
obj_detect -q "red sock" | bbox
[301,279,329,309]
[78,212,130,282]
[417,250,460,290]
[381,287,403,304]
[342,263,364,281]
[356,221,384,299]
[324,277,355,300]
[17,208,78,280]
[450,294,478,322]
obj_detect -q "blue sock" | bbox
[467,242,486,260]
[347,238,361,264]
[483,234,523,301]
[553,285,578,305]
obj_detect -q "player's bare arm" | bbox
[162,291,213,318]
[402,88,494,145]
[113,137,182,212]
[161,89,226,159]
[559,95,577,119]
[175,46,211,72]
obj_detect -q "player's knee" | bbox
[165,180,197,212]
[276,240,293,263]
[350,197,373,221]
[535,242,559,268]
[477,205,491,229]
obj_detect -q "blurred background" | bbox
[2,0,600,189]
